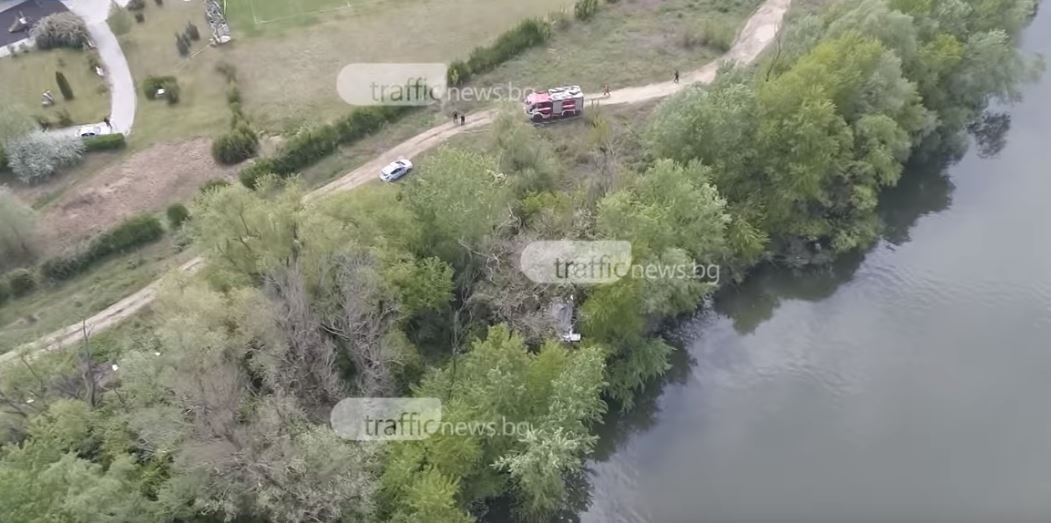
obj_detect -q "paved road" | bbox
[1,0,793,364]
[59,0,136,134]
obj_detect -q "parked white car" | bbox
[380,159,413,182]
[78,125,104,137]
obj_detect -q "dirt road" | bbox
[1,0,792,364]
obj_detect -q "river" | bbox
[581,7,1051,523]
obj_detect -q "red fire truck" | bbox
[524,85,584,123]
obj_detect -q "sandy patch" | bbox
[41,138,239,252]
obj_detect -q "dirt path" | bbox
[1,0,793,364]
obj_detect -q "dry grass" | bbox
[469,0,763,95]
[0,47,109,127]
[0,237,194,352]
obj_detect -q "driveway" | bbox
[59,0,136,134]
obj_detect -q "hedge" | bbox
[83,133,127,152]
[0,279,9,306]
[448,18,552,87]
[42,214,164,281]
[240,105,412,188]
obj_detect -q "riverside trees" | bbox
[0,0,1039,521]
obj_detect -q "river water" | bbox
[581,8,1051,523]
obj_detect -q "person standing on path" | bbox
[452,112,458,125]
[674,70,680,84]
[460,114,466,126]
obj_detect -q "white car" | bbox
[78,125,103,137]
[380,159,413,182]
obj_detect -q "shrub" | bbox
[6,132,85,184]
[0,279,10,306]
[42,214,164,281]
[225,83,242,105]
[164,81,181,104]
[143,76,179,103]
[449,19,550,86]
[55,109,74,127]
[40,254,86,281]
[176,33,189,57]
[212,127,258,165]
[110,6,132,36]
[6,268,37,297]
[700,20,734,52]
[134,12,145,23]
[0,146,7,172]
[83,133,126,151]
[0,188,38,271]
[574,0,599,21]
[32,13,88,50]
[127,0,145,10]
[56,71,74,100]
[238,160,274,189]
[166,203,190,228]
[186,22,200,41]
[199,178,230,194]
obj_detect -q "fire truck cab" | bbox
[525,85,584,123]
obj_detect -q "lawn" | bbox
[115,0,573,142]
[112,0,232,147]
[0,47,110,127]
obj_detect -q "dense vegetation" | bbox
[0,1,1038,522]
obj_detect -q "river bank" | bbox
[581,3,1051,521]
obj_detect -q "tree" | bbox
[406,148,514,273]
[55,71,74,100]
[5,131,84,184]
[0,188,39,270]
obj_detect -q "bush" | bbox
[0,279,10,306]
[199,178,230,194]
[448,18,551,86]
[166,203,190,228]
[143,76,179,103]
[127,0,145,10]
[134,12,145,23]
[83,133,127,151]
[56,71,74,100]
[143,76,175,99]
[32,13,88,50]
[700,20,734,52]
[0,146,7,172]
[186,22,200,41]
[574,0,599,20]
[212,127,258,165]
[110,6,132,36]
[56,109,73,127]
[6,268,37,297]
[6,132,85,184]
[41,214,165,281]
[239,105,411,187]
[225,83,242,105]
[164,81,180,104]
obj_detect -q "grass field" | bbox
[469,0,763,97]
[0,47,109,127]
[113,1,231,147]
[0,237,195,352]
